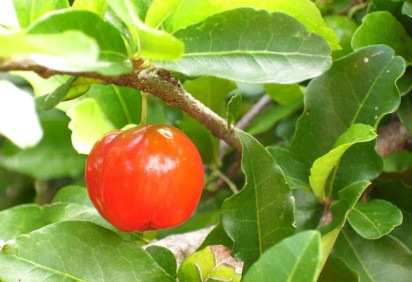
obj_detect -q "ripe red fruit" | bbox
[85,124,204,232]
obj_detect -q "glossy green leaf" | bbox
[243,231,322,282]
[352,11,412,63]
[293,189,323,232]
[331,142,383,195]
[309,124,376,201]
[0,221,175,281]
[0,31,100,72]
[67,98,116,154]
[333,226,412,282]
[226,93,242,128]
[348,199,403,239]
[371,180,412,250]
[62,77,106,101]
[0,80,43,149]
[324,15,358,59]
[67,84,142,154]
[0,204,50,241]
[72,0,107,17]
[0,185,142,242]
[0,112,86,179]
[246,101,303,136]
[178,246,242,282]
[264,83,303,105]
[198,224,233,251]
[52,185,93,207]
[12,0,69,28]
[106,0,184,60]
[291,45,405,164]
[146,245,177,279]
[40,76,76,110]
[145,0,183,28]
[221,130,295,270]
[267,147,310,191]
[157,8,332,84]
[27,9,132,75]
[163,0,339,49]
[319,181,369,266]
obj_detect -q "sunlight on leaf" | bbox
[67,98,116,154]
[0,80,43,148]
[309,124,376,202]
[157,8,331,83]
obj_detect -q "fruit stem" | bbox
[141,91,148,125]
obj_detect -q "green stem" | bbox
[141,91,148,125]
[213,168,239,194]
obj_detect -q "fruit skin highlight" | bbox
[85,124,204,232]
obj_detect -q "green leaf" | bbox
[309,124,377,202]
[27,9,132,75]
[226,93,242,129]
[0,111,86,179]
[332,142,383,194]
[319,181,370,267]
[0,80,43,149]
[146,245,177,279]
[221,130,295,270]
[0,31,100,72]
[67,98,116,154]
[0,204,49,241]
[145,0,183,28]
[198,224,233,251]
[243,231,322,282]
[67,84,142,154]
[324,15,358,59]
[106,0,184,60]
[0,185,143,242]
[267,147,310,191]
[371,180,412,250]
[72,0,107,17]
[178,246,242,282]
[0,221,175,281]
[333,226,412,282]
[293,189,323,232]
[52,185,93,207]
[157,8,332,84]
[352,11,412,63]
[163,0,339,49]
[264,83,303,105]
[12,0,69,28]
[246,101,303,136]
[291,45,405,164]
[40,76,76,110]
[348,199,403,239]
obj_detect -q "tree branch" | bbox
[0,57,242,153]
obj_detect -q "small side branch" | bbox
[0,58,242,153]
